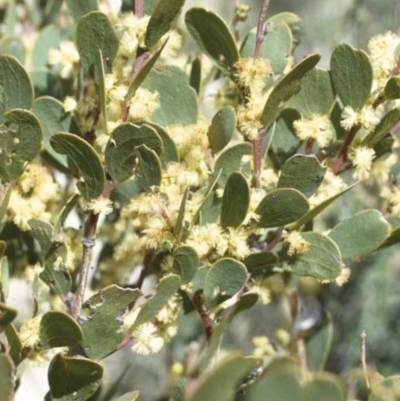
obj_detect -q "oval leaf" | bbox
[256,188,309,228]
[385,76,400,100]
[185,7,239,74]
[40,311,83,348]
[207,106,236,153]
[278,154,326,198]
[80,285,141,360]
[363,108,400,147]
[0,109,42,181]
[286,232,342,280]
[330,44,372,109]
[105,123,163,182]
[173,245,199,284]
[143,65,198,126]
[0,55,33,123]
[328,210,389,259]
[204,258,247,308]
[145,0,185,49]
[76,12,119,80]
[0,303,17,333]
[261,53,320,129]
[220,172,250,228]
[189,354,259,401]
[65,0,98,20]
[304,373,346,401]
[48,353,103,401]
[0,35,26,63]
[147,123,179,167]
[135,144,162,192]
[50,132,105,200]
[214,143,252,186]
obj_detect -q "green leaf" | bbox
[147,122,179,167]
[76,12,119,80]
[173,245,199,284]
[54,194,80,235]
[0,303,16,333]
[240,22,293,74]
[0,255,10,298]
[379,225,400,250]
[289,69,335,116]
[115,391,140,401]
[31,25,61,69]
[286,232,342,280]
[189,57,201,94]
[65,0,98,20]
[185,7,239,74]
[248,358,302,401]
[363,108,400,147]
[330,44,373,109]
[256,188,309,228]
[306,319,334,371]
[32,96,76,170]
[189,354,260,401]
[48,353,103,401]
[293,182,358,230]
[244,252,279,277]
[143,65,198,126]
[214,143,252,187]
[145,0,185,49]
[304,374,345,401]
[40,254,71,299]
[135,144,162,191]
[174,188,189,239]
[125,40,167,102]
[80,285,141,360]
[204,258,247,309]
[328,210,389,259]
[385,76,400,100]
[28,219,54,256]
[40,311,83,348]
[0,354,14,401]
[0,35,25,63]
[220,172,250,228]
[369,376,400,401]
[133,274,180,328]
[278,155,326,198]
[261,54,320,129]
[0,185,12,225]
[95,49,107,128]
[0,55,33,123]
[105,123,162,183]
[207,106,236,153]
[4,324,22,366]
[0,109,42,181]
[50,132,105,200]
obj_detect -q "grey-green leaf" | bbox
[289,68,335,116]
[328,210,389,259]
[147,122,179,167]
[261,53,320,129]
[173,245,199,283]
[286,232,342,280]
[145,0,185,49]
[0,354,14,401]
[0,303,17,333]
[135,144,162,191]
[80,285,141,360]
[0,109,42,181]
[65,0,98,20]
[50,132,105,200]
[0,35,25,63]
[76,12,119,80]
[207,106,236,153]
[0,55,33,123]
[363,108,400,147]
[40,311,83,348]
[204,258,247,309]
[384,76,400,100]
[220,172,250,228]
[133,274,180,328]
[185,7,239,74]
[214,142,252,187]
[330,44,373,109]
[48,353,103,401]
[278,154,326,198]
[105,123,163,182]
[28,218,54,256]
[240,22,293,74]
[256,188,309,228]
[188,354,260,401]
[143,65,198,126]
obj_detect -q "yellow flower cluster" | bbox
[293,114,334,147]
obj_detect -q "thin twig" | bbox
[304,138,314,155]
[136,250,153,289]
[361,331,371,391]
[253,0,271,59]
[187,290,213,340]
[134,0,143,18]
[331,125,360,174]
[297,337,309,374]
[252,137,264,188]
[266,227,284,252]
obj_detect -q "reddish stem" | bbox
[253,0,271,59]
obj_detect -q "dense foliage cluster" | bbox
[1,0,400,400]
